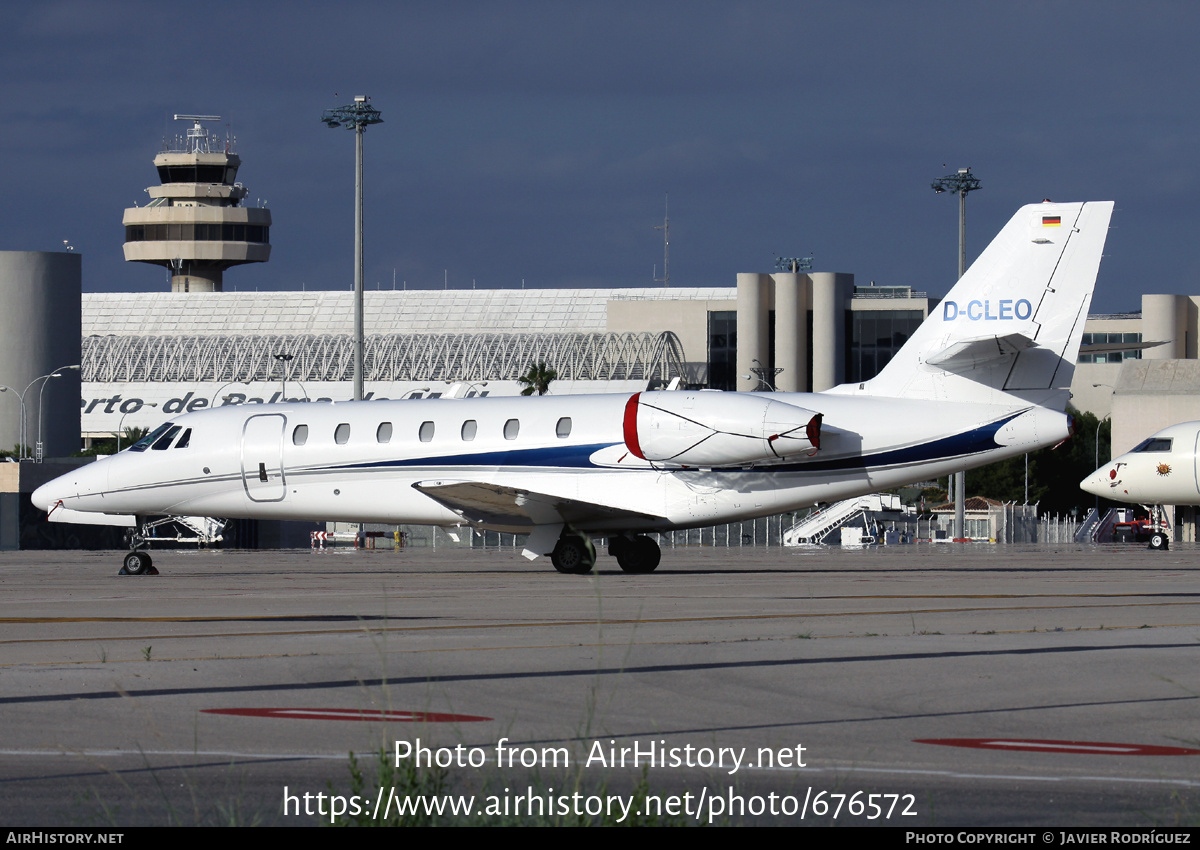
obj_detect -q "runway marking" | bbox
[6,622,1200,669]
[915,738,1200,756]
[0,641,1195,706]
[202,707,490,722]
[2,600,1197,646]
[1,592,1196,625]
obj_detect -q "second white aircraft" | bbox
[1081,421,1200,550]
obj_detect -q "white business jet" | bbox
[1080,422,1200,550]
[35,201,1114,575]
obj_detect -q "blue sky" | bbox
[2,1,1195,312]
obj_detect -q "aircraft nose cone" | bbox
[31,480,58,512]
[31,461,110,513]
[1079,467,1111,499]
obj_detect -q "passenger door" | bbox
[241,413,287,502]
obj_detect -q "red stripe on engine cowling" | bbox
[806,413,823,451]
[623,393,645,459]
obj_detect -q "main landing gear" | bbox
[608,535,661,574]
[551,533,596,574]
[120,521,159,576]
[548,532,662,574]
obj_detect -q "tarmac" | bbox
[0,542,1197,827]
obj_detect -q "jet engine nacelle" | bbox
[622,391,822,467]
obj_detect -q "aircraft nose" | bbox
[31,479,59,512]
[32,461,109,512]
[1079,466,1112,499]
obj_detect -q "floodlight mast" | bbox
[931,166,982,540]
[322,96,384,401]
[931,167,982,281]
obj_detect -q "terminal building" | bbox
[77,279,940,438]
[78,281,1182,449]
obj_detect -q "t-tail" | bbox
[852,201,1114,410]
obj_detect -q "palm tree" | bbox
[517,361,557,396]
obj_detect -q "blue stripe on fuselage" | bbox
[337,442,612,471]
[780,411,1024,473]
[303,411,1024,476]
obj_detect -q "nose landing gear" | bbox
[121,550,156,576]
[120,520,159,576]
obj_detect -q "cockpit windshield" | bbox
[1133,437,1173,453]
[129,422,174,452]
[151,425,182,450]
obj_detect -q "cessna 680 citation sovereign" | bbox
[34,201,1114,575]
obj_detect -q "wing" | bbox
[412,479,666,533]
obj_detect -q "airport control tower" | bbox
[123,115,271,292]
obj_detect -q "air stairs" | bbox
[1074,508,1104,543]
[134,515,227,546]
[1075,507,1152,543]
[1074,507,1130,543]
[784,493,904,546]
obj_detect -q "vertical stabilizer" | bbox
[862,201,1113,406]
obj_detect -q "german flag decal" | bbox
[1042,215,1061,227]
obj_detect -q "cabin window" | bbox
[556,417,572,439]
[174,428,192,449]
[292,425,308,446]
[419,421,435,442]
[151,425,182,451]
[335,423,350,444]
[130,422,174,452]
[1134,438,1173,452]
[377,422,393,443]
[461,420,477,441]
[504,418,520,440]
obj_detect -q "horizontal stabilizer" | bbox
[1078,340,1167,356]
[924,332,1037,372]
[413,479,665,531]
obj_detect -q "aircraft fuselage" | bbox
[38,390,1067,536]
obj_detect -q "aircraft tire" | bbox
[617,536,660,573]
[552,536,595,574]
[122,551,152,576]
[1148,532,1170,551]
